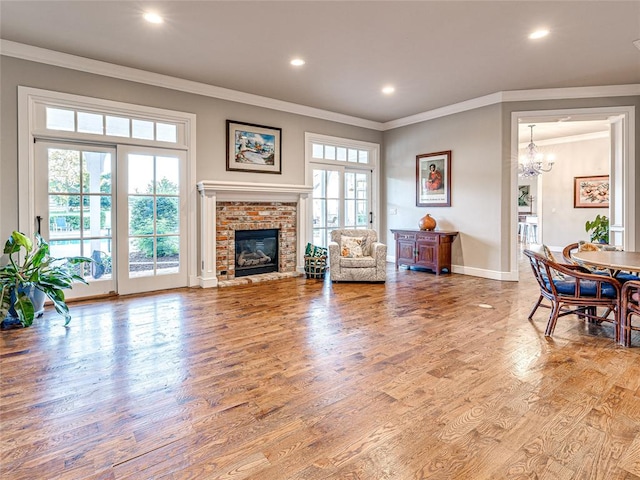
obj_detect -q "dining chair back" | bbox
[523,249,622,342]
[621,280,640,347]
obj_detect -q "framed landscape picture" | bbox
[226,120,282,174]
[574,175,609,208]
[416,150,451,207]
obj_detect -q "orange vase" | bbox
[419,213,437,231]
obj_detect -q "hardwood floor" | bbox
[1,261,639,479]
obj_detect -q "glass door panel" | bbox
[312,167,371,246]
[117,146,187,294]
[35,142,115,298]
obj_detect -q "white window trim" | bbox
[18,86,199,287]
[305,132,381,238]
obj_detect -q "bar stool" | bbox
[525,216,538,243]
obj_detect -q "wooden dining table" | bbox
[572,250,640,277]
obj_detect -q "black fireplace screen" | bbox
[234,229,279,277]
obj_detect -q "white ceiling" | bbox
[1,1,639,126]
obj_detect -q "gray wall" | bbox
[537,137,609,248]
[383,95,639,278]
[0,56,383,246]
[383,104,504,274]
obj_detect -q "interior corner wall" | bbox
[382,103,505,277]
[0,55,382,250]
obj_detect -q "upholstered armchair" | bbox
[328,229,386,282]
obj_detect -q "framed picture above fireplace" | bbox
[226,120,282,174]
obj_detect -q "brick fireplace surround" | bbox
[197,181,313,287]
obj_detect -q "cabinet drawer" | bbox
[416,232,438,243]
[396,233,417,241]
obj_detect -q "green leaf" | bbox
[13,292,35,327]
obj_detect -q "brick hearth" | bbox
[216,202,297,279]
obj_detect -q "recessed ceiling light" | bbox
[529,29,549,40]
[143,12,164,24]
[382,86,395,95]
[290,58,305,67]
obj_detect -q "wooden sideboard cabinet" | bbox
[391,229,458,275]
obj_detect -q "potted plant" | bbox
[585,214,610,244]
[0,231,91,328]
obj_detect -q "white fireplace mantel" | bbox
[196,180,313,287]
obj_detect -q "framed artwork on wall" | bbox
[574,175,609,208]
[226,120,282,174]
[416,150,451,207]
[518,185,532,213]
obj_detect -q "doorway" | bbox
[512,106,636,278]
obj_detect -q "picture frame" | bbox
[226,120,282,174]
[518,185,532,213]
[416,150,451,207]
[574,175,609,208]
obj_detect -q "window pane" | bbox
[77,112,103,134]
[345,199,355,226]
[326,171,340,198]
[312,144,324,158]
[337,147,347,161]
[128,154,154,194]
[49,195,81,238]
[345,172,356,200]
[348,149,358,163]
[359,150,369,164]
[82,151,111,193]
[325,145,336,160]
[157,236,179,275]
[327,200,339,225]
[313,170,325,198]
[156,123,177,143]
[156,156,179,194]
[106,116,130,137]
[156,197,179,234]
[356,200,368,225]
[81,195,111,236]
[83,240,113,281]
[313,198,325,228]
[129,196,154,235]
[49,239,81,258]
[132,119,154,140]
[48,149,80,193]
[46,107,75,131]
[312,229,323,247]
[129,238,154,277]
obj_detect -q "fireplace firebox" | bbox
[234,229,279,277]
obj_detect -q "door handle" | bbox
[36,215,42,235]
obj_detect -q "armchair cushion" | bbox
[340,235,365,258]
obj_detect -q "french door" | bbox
[35,141,188,298]
[312,166,372,247]
[116,146,187,295]
[35,141,116,298]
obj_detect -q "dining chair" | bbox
[523,249,623,342]
[621,280,640,347]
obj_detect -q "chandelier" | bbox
[518,124,555,177]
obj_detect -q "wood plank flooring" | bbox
[1,261,639,479]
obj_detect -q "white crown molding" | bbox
[518,131,609,149]
[3,40,639,132]
[0,40,383,131]
[382,92,505,130]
